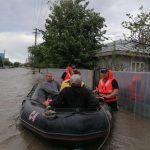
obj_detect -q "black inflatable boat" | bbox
[20,85,113,145]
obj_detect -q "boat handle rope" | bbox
[96,105,111,150]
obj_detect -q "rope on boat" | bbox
[96,105,111,150]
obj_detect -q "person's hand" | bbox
[43,100,50,106]
[43,98,52,106]
[100,94,108,99]
[96,96,104,101]
[92,89,96,93]
[93,87,99,93]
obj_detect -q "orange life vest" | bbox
[98,77,117,102]
[64,66,72,80]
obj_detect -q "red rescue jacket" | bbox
[98,70,117,102]
[64,66,72,80]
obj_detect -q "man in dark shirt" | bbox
[51,74,99,109]
[111,79,119,89]
[93,68,119,111]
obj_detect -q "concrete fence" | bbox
[113,71,150,118]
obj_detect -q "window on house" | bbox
[131,62,145,72]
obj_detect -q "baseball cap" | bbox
[100,68,108,73]
[70,64,76,69]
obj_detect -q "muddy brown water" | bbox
[0,68,150,150]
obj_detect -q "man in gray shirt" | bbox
[32,72,60,104]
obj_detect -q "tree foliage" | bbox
[28,44,51,68]
[3,60,13,66]
[42,0,106,68]
[122,6,150,50]
[0,57,3,67]
[13,62,20,67]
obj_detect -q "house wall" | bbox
[119,56,149,72]
[98,55,150,72]
[130,57,150,72]
[117,56,131,71]
[98,55,131,71]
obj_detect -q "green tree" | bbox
[13,62,20,67]
[43,0,106,68]
[0,57,3,67]
[28,44,47,67]
[3,60,13,66]
[122,6,150,50]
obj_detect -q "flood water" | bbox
[0,68,150,150]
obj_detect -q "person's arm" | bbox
[61,72,67,79]
[42,82,59,95]
[92,86,99,94]
[60,72,66,84]
[50,90,65,108]
[50,88,68,108]
[101,89,119,99]
[85,88,99,108]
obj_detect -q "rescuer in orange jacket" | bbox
[61,64,76,82]
[93,68,119,111]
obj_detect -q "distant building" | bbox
[4,58,9,62]
[95,40,150,72]
[0,51,5,67]
[0,50,10,62]
[0,52,5,60]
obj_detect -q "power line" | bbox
[38,0,45,29]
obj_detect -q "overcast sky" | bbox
[0,0,149,63]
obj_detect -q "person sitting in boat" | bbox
[50,74,99,109]
[31,72,60,106]
[61,64,76,82]
[60,68,85,91]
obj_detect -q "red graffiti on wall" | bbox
[128,74,144,100]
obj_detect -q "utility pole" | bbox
[33,28,44,46]
[32,28,43,74]
[32,28,38,74]
[33,28,40,46]
[4,49,5,58]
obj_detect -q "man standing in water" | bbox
[93,68,119,111]
[32,72,60,106]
